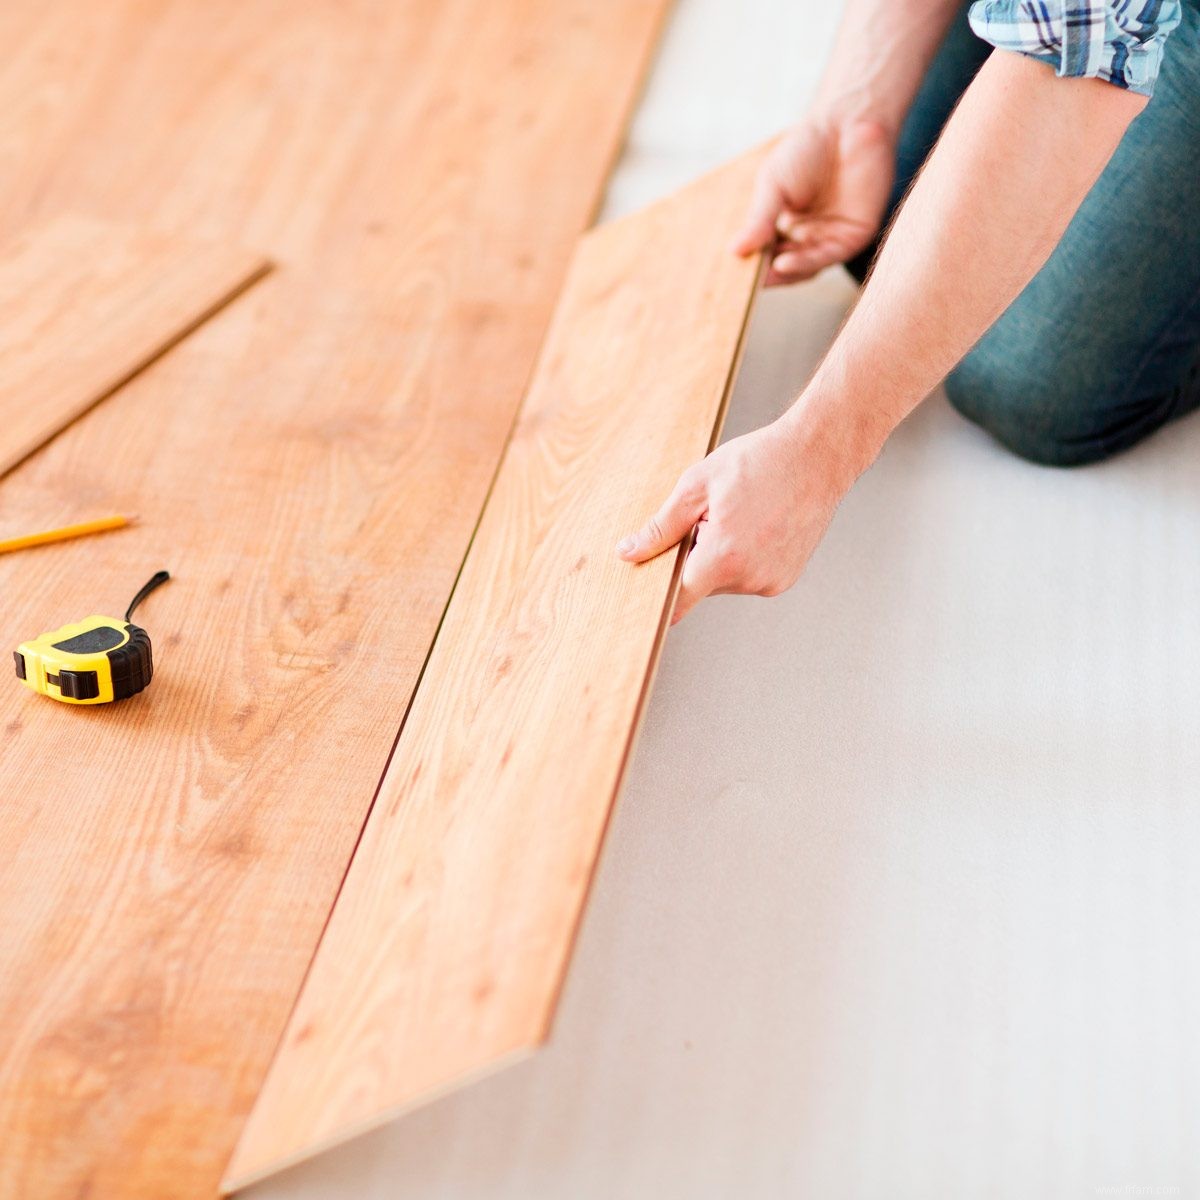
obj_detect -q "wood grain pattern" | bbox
[0,215,268,478]
[0,3,670,1197]
[226,150,764,1189]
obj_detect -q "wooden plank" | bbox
[0,3,670,1197]
[0,215,268,478]
[225,150,764,1190]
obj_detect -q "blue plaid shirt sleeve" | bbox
[967,1,1183,96]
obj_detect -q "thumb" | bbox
[730,171,785,256]
[617,472,706,563]
[731,128,824,256]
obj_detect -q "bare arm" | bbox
[812,0,961,135]
[619,51,1146,622]
[798,53,1145,461]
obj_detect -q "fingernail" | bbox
[616,536,635,555]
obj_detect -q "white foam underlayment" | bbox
[250,2,1200,1196]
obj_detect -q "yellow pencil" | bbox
[0,514,134,555]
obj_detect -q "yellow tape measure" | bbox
[13,570,170,705]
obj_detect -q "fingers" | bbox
[766,239,847,285]
[670,531,728,625]
[766,213,864,285]
[617,470,706,563]
[765,120,891,285]
[731,128,824,257]
[730,169,785,257]
[670,524,794,623]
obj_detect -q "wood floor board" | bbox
[225,149,765,1190]
[0,3,671,1197]
[0,214,269,479]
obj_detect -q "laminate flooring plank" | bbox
[0,214,268,478]
[225,150,764,1190]
[0,3,671,1197]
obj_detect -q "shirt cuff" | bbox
[967,1,1183,97]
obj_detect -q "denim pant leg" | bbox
[845,3,1200,466]
[945,0,1200,466]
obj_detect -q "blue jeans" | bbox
[846,3,1200,466]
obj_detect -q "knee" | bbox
[945,353,1119,469]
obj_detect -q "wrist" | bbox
[776,377,895,489]
[808,0,961,142]
[809,91,902,145]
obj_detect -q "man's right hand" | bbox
[732,118,895,285]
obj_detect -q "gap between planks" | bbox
[0,214,269,480]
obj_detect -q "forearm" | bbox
[812,0,961,134]
[622,8,1159,620]
[790,51,1147,476]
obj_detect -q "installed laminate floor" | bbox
[0,4,668,1197]
[0,215,267,478]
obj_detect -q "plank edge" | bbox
[220,1044,537,1195]
[0,250,272,479]
[532,249,765,1048]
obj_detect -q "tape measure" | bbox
[13,570,171,705]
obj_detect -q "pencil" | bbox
[0,514,134,555]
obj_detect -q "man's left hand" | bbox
[616,416,854,624]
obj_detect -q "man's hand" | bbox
[731,118,894,285]
[621,55,1144,626]
[616,415,860,624]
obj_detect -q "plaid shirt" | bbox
[968,1,1183,95]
